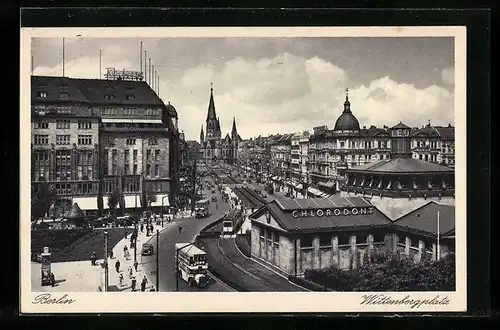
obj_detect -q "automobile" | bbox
[211,196,217,202]
[141,244,154,256]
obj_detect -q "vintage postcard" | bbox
[20,26,466,313]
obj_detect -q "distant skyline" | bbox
[32,37,455,141]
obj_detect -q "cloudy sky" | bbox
[32,37,454,141]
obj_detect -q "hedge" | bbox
[304,250,456,291]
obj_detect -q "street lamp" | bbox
[156,229,160,291]
[103,230,109,292]
[175,241,196,291]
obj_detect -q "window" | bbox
[133,164,138,175]
[104,94,115,100]
[76,182,93,195]
[124,150,130,174]
[319,233,332,247]
[373,232,385,244]
[78,120,92,129]
[56,135,71,145]
[34,121,49,129]
[133,149,138,163]
[154,149,160,162]
[56,120,70,129]
[37,91,47,98]
[149,137,158,145]
[356,232,368,245]
[123,177,140,193]
[146,164,151,176]
[126,95,135,101]
[301,235,313,248]
[154,164,159,177]
[77,150,93,180]
[59,92,69,99]
[338,233,350,246]
[55,150,71,181]
[339,141,345,148]
[33,151,50,180]
[410,237,419,248]
[78,135,92,145]
[146,149,152,161]
[55,183,72,195]
[111,149,117,175]
[34,135,49,145]
[126,137,136,145]
[398,233,407,246]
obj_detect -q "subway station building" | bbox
[249,195,455,276]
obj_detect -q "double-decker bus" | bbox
[175,243,209,287]
[222,220,233,235]
[195,199,210,218]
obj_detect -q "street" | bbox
[141,176,233,292]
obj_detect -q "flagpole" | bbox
[437,210,440,261]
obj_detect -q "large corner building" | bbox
[31,75,180,218]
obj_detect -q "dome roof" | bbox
[165,102,178,118]
[334,111,360,131]
[334,91,360,131]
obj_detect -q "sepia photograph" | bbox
[20,26,466,313]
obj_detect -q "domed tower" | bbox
[334,88,360,134]
[165,101,178,131]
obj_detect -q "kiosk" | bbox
[40,247,54,286]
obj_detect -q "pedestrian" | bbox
[140,224,144,233]
[123,245,128,258]
[128,266,133,278]
[119,273,124,286]
[134,261,138,272]
[131,276,137,291]
[109,249,113,259]
[141,276,148,292]
[124,229,128,239]
[178,226,183,234]
[115,259,121,273]
[91,252,96,266]
[50,272,55,287]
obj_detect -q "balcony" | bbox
[336,162,348,169]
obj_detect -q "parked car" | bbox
[141,244,154,256]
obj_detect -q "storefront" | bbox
[249,195,392,276]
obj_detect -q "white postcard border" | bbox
[20,26,467,313]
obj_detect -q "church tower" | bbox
[231,117,238,141]
[205,84,221,141]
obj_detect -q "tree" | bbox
[31,179,57,223]
[107,188,121,219]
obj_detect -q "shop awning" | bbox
[72,197,98,211]
[307,187,323,196]
[123,194,141,209]
[149,194,170,207]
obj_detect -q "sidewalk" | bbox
[99,221,171,292]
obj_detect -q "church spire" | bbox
[206,82,217,120]
[231,117,238,137]
[200,124,204,144]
